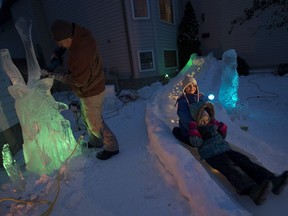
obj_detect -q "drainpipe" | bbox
[120,0,135,79]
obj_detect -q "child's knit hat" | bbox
[182,74,199,102]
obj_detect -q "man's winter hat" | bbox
[51,20,73,41]
[182,74,200,102]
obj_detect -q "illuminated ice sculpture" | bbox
[218,49,239,113]
[0,18,80,175]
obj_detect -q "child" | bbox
[173,74,208,144]
[173,75,288,205]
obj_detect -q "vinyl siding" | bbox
[154,0,179,76]
[125,0,156,78]
[125,0,179,78]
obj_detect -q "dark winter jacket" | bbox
[61,24,105,98]
[189,101,231,160]
[176,93,208,138]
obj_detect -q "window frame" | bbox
[137,50,155,72]
[158,0,175,24]
[131,0,150,20]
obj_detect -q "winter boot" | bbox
[249,180,272,205]
[272,171,288,195]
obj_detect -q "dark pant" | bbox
[172,127,276,194]
[172,127,190,145]
[205,150,275,194]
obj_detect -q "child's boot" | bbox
[272,171,288,195]
[249,180,272,205]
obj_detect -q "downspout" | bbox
[121,0,135,79]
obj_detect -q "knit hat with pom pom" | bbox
[182,74,199,102]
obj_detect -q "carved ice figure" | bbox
[15,18,41,88]
[0,18,80,175]
[218,49,239,113]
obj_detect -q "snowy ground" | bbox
[1,54,288,216]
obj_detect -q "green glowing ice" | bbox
[2,144,14,174]
[179,53,199,76]
[2,143,25,189]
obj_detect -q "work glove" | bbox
[57,102,69,112]
[40,69,53,79]
[47,47,66,71]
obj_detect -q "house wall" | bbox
[154,0,179,77]
[5,0,181,80]
[124,0,179,78]
[124,0,157,78]
[0,20,25,58]
[8,0,181,79]
[40,0,132,79]
[189,0,288,68]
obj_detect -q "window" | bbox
[138,50,155,71]
[159,0,174,24]
[132,0,149,19]
[164,50,177,68]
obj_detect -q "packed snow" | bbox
[1,53,288,216]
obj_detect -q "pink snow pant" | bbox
[80,91,119,151]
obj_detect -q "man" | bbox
[42,19,119,160]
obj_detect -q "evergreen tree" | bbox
[177,1,201,70]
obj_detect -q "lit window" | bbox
[132,0,149,19]
[159,0,174,24]
[164,50,177,68]
[138,50,155,71]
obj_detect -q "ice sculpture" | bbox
[15,18,41,88]
[2,143,25,190]
[0,18,80,175]
[218,49,239,113]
